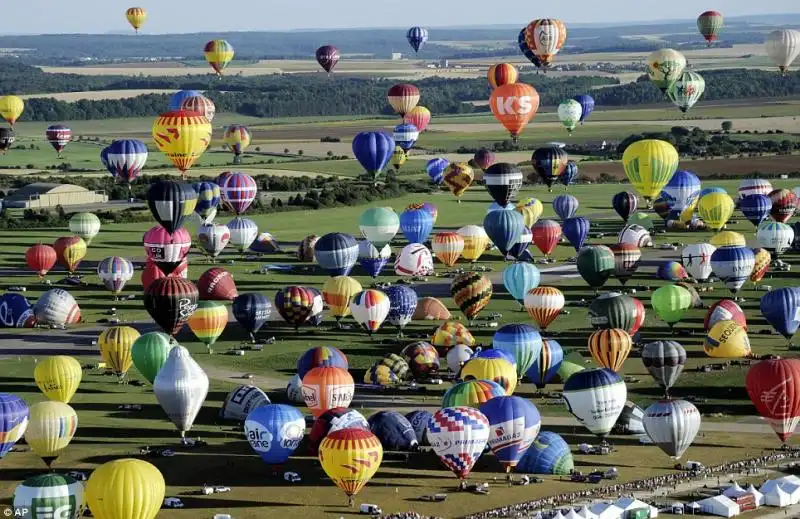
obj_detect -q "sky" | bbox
[4,0,800,34]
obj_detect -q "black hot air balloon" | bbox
[531,147,568,191]
[147,180,198,234]
[0,127,14,154]
[144,278,199,336]
[612,191,638,222]
[316,45,341,74]
[484,163,523,207]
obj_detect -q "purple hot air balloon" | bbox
[220,172,258,215]
[316,45,340,74]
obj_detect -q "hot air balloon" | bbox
[147,180,198,234]
[480,396,541,475]
[275,286,315,330]
[232,293,272,340]
[143,278,198,336]
[143,225,190,274]
[706,299,747,332]
[34,289,80,327]
[391,147,406,171]
[315,233,359,277]
[25,401,77,466]
[34,356,81,403]
[384,285,418,335]
[739,178,774,199]
[204,39,234,75]
[413,296,451,321]
[404,105,431,132]
[357,241,389,278]
[484,163,523,207]
[557,99,582,134]
[198,267,238,301]
[53,236,86,274]
[297,347,348,381]
[587,329,632,372]
[531,146,567,190]
[740,194,773,228]
[451,272,492,322]
[517,431,573,475]
[322,276,362,323]
[443,162,474,200]
[697,10,723,46]
[426,158,448,184]
[316,45,340,74]
[698,191,734,231]
[219,172,257,215]
[151,111,211,179]
[668,71,705,113]
[0,95,24,126]
[560,160,578,189]
[619,224,653,248]
[406,26,428,53]
[387,84,420,118]
[443,379,505,409]
[303,366,354,417]
[125,6,147,32]
[641,341,686,395]
[227,217,258,253]
[488,63,519,89]
[14,473,84,519]
[153,345,208,436]
[576,245,615,289]
[430,232,464,268]
[223,124,252,163]
[26,243,57,278]
[358,207,398,249]
[588,293,636,332]
[651,285,692,329]
[131,332,173,384]
[457,225,489,262]
[0,293,34,329]
[400,341,438,378]
[563,368,626,439]
[553,194,579,221]
[768,188,798,223]
[745,359,800,442]
[571,94,595,124]
[704,320,751,358]
[352,131,394,181]
[367,411,418,450]
[493,324,542,378]
[647,48,687,92]
[612,192,638,222]
[657,261,688,282]
[563,217,590,252]
[86,459,164,519]
[525,287,564,331]
[758,222,794,257]
[503,263,541,304]
[473,148,496,171]
[393,123,418,153]
[249,232,281,255]
[66,213,100,247]
[180,94,215,122]
[530,219,560,258]
[95,257,134,299]
[394,243,434,277]
[319,428,383,505]
[518,29,543,69]
[608,243,640,286]
[662,170,701,221]
[105,138,148,189]
[197,223,230,258]
[98,326,139,377]
[432,321,475,348]
[187,301,227,351]
[484,209,525,258]
[765,29,800,73]
[527,339,564,389]
[622,139,679,203]
[523,19,568,69]
[349,289,390,335]
[490,83,539,140]
[681,243,716,281]
[45,125,71,158]
[446,345,474,374]
[760,287,800,343]
[643,399,700,459]
[168,90,201,110]
[244,404,305,464]
[0,127,14,154]
[711,245,755,296]
[509,226,533,262]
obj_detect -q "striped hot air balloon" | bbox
[432,232,465,267]
[488,63,519,89]
[349,289,390,335]
[275,286,315,330]
[442,380,506,409]
[187,301,228,351]
[587,329,632,372]
[319,428,383,504]
[524,287,564,330]
[204,39,234,75]
[451,272,492,322]
[387,84,420,118]
[527,339,564,389]
[97,256,134,295]
[151,111,212,179]
[180,94,215,122]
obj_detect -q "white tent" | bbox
[764,485,792,508]
[553,512,567,519]
[578,505,599,519]
[589,503,624,519]
[612,497,659,518]
[696,495,740,518]
[761,480,800,505]
[745,484,765,506]
[723,483,745,497]
[564,509,583,519]
[777,475,800,486]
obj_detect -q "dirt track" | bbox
[578,154,800,179]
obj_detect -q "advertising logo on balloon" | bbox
[760,378,794,417]
[328,385,355,408]
[279,419,305,450]
[301,384,319,408]
[245,420,273,452]
[494,96,535,115]
[178,298,198,321]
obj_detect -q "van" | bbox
[359,504,382,515]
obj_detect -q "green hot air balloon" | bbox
[667,71,705,113]
[577,245,615,290]
[68,212,101,245]
[651,285,692,329]
[358,207,400,249]
[588,293,637,331]
[131,331,174,383]
[555,360,585,383]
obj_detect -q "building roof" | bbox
[6,182,90,201]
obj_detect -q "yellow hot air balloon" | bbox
[750,248,772,284]
[698,192,735,231]
[319,428,383,505]
[86,459,165,519]
[34,356,82,403]
[432,231,465,267]
[622,140,679,204]
[710,230,746,248]
[587,328,632,372]
[152,111,212,179]
[704,320,751,358]
[125,7,147,32]
[204,40,235,75]
[0,95,24,126]
[461,357,518,394]
[443,162,474,201]
[98,326,140,376]
[322,276,363,323]
[391,146,407,171]
[187,301,228,351]
[458,225,490,263]
[24,401,77,467]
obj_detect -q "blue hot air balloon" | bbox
[560,161,578,188]
[314,233,359,276]
[493,324,543,378]
[357,241,390,278]
[710,246,756,296]
[480,396,541,472]
[563,217,590,252]
[107,139,149,184]
[740,194,773,229]
[232,293,273,338]
[393,123,419,152]
[572,94,595,124]
[699,187,727,199]
[508,226,533,261]
[0,293,35,328]
[760,287,800,342]
[503,263,541,303]
[661,170,701,219]
[100,146,114,177]
[168,90,202,111]
[518,29,542,68]
[352,131,394,181]
[0,393,28,458]
[406,26,429,53]
[484,209,525,258]
[553,195,579,220]
[193,181,221,224]
[385,285,418,332]
[526,339,564,389]
[244,404,305,464]
[426,158,449,185]
[487,202,515,213]
[517,431,574,475]
[297,346,348,380]
[399,208,434,244]
[405,410,432,446]
[369,411,418,451]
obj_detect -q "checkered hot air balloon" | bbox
[427,406,490,481]
[275,286,315,330]
[219,173,258,215]
[96,256,134,296]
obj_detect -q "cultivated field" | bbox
[19,89,176,102]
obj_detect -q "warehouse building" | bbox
[3,183,108,209]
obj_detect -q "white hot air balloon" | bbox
[14,473,85,519]
[765,29,800,73]
[96,256,135,296]
[446,344,474,373]
[286,374,305,403]
[197,223,231,258]
[227,217,258,253]
[738,179,773,200]
[153,345,209,437]
[349,289,390,335]
[219,385,270,421]
[427,406,490,480]
[359,207,399,249]
[618,225,653,248]
[681,243,716,281]
[643,399,701,459]
[562,368,627,439]
[34,289,80,327]
[394,243,434,277]
[757,222,795,256]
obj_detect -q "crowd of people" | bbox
[459,450,800,519]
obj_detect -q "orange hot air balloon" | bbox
[587,328,632,372]
[53,237,87,274]
[488,63,519,89]
[489,83,539,140]
[302,366,355,417]
[404,106,431,132]
[432,232,465,267]
[319,428,383,505]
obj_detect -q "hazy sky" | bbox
[6,0,800,34]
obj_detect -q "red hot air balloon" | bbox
[26,244,57,278]
[630,297,646,336]
[143,277,199,336]
[141,259,188,292]
[197,267,238,301]
[532,219,562,257]
[387,84,420,118]
[768,189,798,223]
[316,45,340,74]
[746,359,800,443]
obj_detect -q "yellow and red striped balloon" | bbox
[432,232,465,267]
[524,287,564,330]
[587,328,632,372]
[204,40,235,75]
[319,428,383,502]
[152,110,212,179]
[488,63,519,89]
[187,301,228,348]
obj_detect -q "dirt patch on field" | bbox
[578,155,800,179]
[20,89,175,102]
